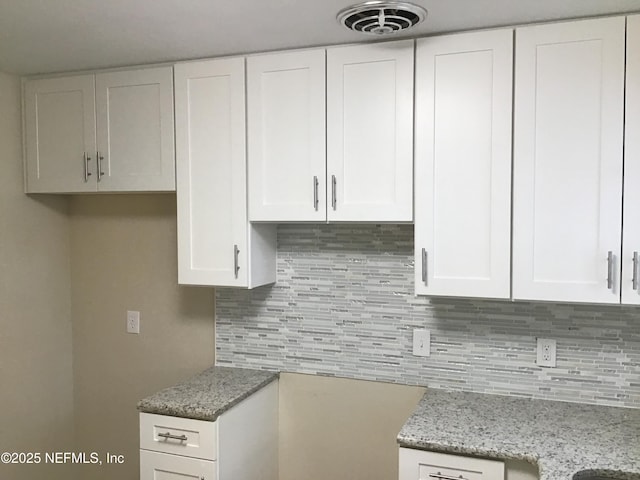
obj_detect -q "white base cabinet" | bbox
[414,28,513,299]
[140,450,217,480]
[23,66,175,193]
[140,380,278,480]
[399,448,505,480]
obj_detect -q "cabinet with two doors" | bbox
[246,41,414,222]
[23,66,175,193]
[174,40,414,288]
[414,14,640,305]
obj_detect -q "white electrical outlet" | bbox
[412,329,431,357]
[536,338,556,367]
[127,310,140,334]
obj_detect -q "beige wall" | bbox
[69,194,215,480]
[0,72,74,479]
[279,373,425,480]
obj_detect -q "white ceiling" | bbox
[2,0,640,75]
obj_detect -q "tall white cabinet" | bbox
[327,40,414,222]
[174,57,276,288]
[414,29,513,299]
[247,49,327,222]
[622,15,640,305]
[512,16,626,304]
[23,66,175,193]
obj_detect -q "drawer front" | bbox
[399,448,505,480]
[140,413,217,460]
[140,449,216,480]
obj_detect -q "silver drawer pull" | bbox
[157,432,188,442]
[429,473,468,480]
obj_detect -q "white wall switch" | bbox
[536,338,556,367]
[127,310,140,334]
[412,329,431,357]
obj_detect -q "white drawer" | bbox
[140,413,217,461]
[399,448,505,480]
[140,449,217,480]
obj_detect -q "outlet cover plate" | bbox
[127,310,140,334]
[536,338,556,367]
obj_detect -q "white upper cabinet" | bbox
[622,15,640,305]
[247,49,326,222]
[327,40,414,222]
[24,75,97,193]
[95,67,175,192]
[23,67,175,193]
[174,57,276,288]
[414,29,513,299]
[512,17,625,303]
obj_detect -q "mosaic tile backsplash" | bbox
[216,224,640,408]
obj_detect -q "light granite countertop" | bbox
[398,389,640,480]
[137,366,278,421]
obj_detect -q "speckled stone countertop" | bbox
[398,389,640,480]
[137,366,278,421]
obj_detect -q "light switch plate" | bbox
[412,329,430,357]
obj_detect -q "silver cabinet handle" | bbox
[234,244,240,279]
[633,252,639,291]
[331,175,337,210]
[429,473,468,480]
[97,151,105,181]
[607,251,614,290]
[157,432,187,442]
[421,248,428,284]
[313,176,319,211]
[83,152,92,182]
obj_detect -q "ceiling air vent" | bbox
[337,1,427,35]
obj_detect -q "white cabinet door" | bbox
[95,67,175,192]
[175,58,276,288]
[24,74,97,193]
[622,15,640,305]
[414,29,513,299]
[512,17,625,303]
[399,448,504,480]
[247,49,326,222]
[327,40,414,222]
[140,450,216,480]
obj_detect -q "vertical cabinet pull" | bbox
[331,175,337,210]
[233,244,240,279]
[313,176,319,211]
[97,151,105,181]
[633,252,639,291]
[607,251,614,290]
[421,248,428,284]
[83,152,92,182]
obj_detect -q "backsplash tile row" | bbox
[215,224,640,407]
